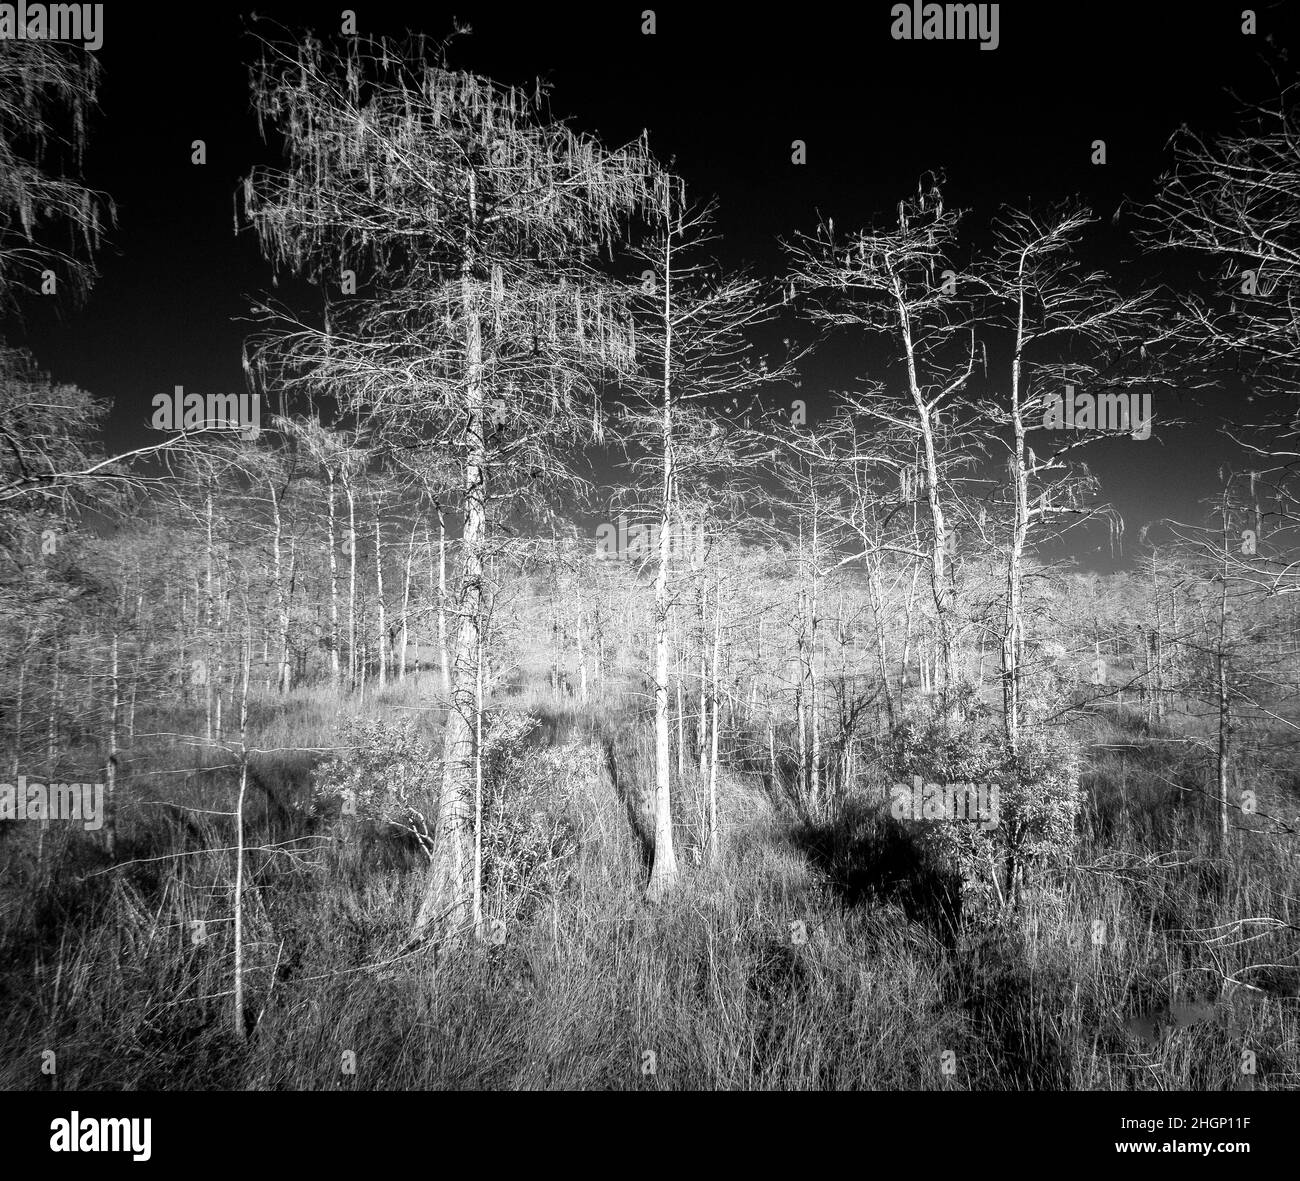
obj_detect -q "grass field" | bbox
[1,677,1297,1090]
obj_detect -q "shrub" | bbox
[311,708,582,918]
[480,711,583,920]
[876,702,1082,908]
[311,717,438,856]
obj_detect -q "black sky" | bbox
[9,1,1297,566]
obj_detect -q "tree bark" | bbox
[327,468,341,688]
[346,478,357,690]
[438,507,451,697]
[647,217,680,903]
[414,270,485,942]
[1217,573,1231,849]
[374,507,387,690]
[706,604,721,861]
[104,626,119,856]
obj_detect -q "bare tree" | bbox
[787,180,980,712]
[621,198,781,894]
[244,29,667,945]
[1139,77,1300,598]
[982,202,1159,748]
[0,37,112,311]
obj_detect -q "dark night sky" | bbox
[10,1,1297,565]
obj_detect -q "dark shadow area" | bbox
[525,700,585,747]
[789,796,963,946]
[953,935,1075,1090]
[597,722,654,873]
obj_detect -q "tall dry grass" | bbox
[0,683,1296,1089]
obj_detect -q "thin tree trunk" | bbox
[706,604,721,861]
[866,551,896,728]
[473,617,485,940]
[178,589,188,702]
[647,214,680,903]
[414,265,486,943]
[279,541,296,694]
[327,468,341,688]
[374,508,388,690]
[270,480,291,694]
[768,715,777,792]
[213,569,226,742]
[576,608,588,704]
[675,654,686,780]
[1217,571,1231,848]
[696,577,708,777]
[1004,296,1031,748]
[796,677,807,801]
[205,489,215,742]
[346,480,357,690]
[878,257,956,697]
[438,507,451,697]
[808,570,821,811]
[128,586,143,743]
[400,521,417,682]
[104,626,119,856]
[233,635,252,1040]
[900,563,920,703]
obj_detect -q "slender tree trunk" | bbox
[576,607,588,704]
[270,482,291,694]
[1003,286,1032,747]
[213,571,226,742]
[327,468,341,688]
[768,715,777,792]
[128,586,143,742]
[808,558,821,811]
[438,507,451,697]
[1170,592,1181,712]
[796,676,807,802]
[279,541,296,694]
[358,623,367,704]
[1152,568,1164,724]
[346,480,357,690]
[895,272,955,706]
[205,489,215,742]
[178,589,188,701]
[1005,449,1028,749]
[900,563,920,704]
[866,550,896,728]
[706,605,721,861]
[696,577,708,777]
[473,619,485,940]
[399,521,416,682]
[103,627,119,856]
[647,217,680,903]
[374,508,387,691]
[1217,572,1231,849]
[675,654,686,780]
[233,635,252,1041]
[414,267,486,942]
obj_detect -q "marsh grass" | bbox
[0,688,1296,1090]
